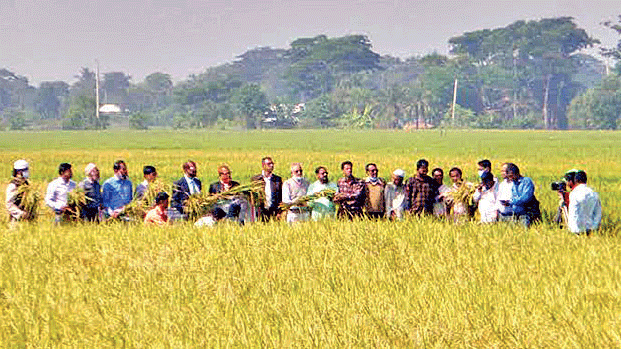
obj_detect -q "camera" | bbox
[551,181,566,191]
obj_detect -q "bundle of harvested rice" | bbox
[279,189,336,211]
[123,180,172,220]
[446,181,476,215]
[184,180,265,220]
[15,182,42,221]
[66,189,92,220]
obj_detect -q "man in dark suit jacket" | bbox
[209,165,242,221]
[172,161,202,214]
[209,165,240,194]
[250,157,283,221]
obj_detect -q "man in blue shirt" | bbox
[500,163,540,227]
[102,160,133,218]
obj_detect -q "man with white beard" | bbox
[282,163,310,223]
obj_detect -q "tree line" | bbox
[1,16,621,131]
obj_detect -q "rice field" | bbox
[1,129,620,347]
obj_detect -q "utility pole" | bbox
[451,78,458,120]
[95,60,100,119]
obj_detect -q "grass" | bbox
[1,129,620,346]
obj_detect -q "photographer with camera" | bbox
[561,170,601,235]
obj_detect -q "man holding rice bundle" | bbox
[45,162,77,223]
[78,163,103,222]
[307,166,338,221]
[209,165,244,223]
[5,159,32,223]
[135,165,158,200]
[172,161,201,216]
[251,157,283,222]
[282,163,310,223]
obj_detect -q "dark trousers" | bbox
[338,207,364,220]
[366,212,385,220]
[258,207,280,222]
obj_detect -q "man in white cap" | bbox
[78,163,102,221]
[384,169,407,220]
[5,159,31,222]
[45,162,77,223]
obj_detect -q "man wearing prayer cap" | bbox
[384,168,407,220]
[78,163,103,221]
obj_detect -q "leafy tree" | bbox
[102,72,131,105]
[34,81,69,119]
[63,95,108,130]
[568,75,621,129]
[285,35,381,101]
[449,17,599,129]
[601,15,621,61]
[4,108,27,130]
[129,112,150,130]
[234,84,268,129]
[70,67,96,99]
[0,69,35,114]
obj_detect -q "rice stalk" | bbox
[184,180,265,220]
[279,189,336,211]
[123,180,172,220]
[15,182,42,221]
[66,189,91,221]
[446,181,476,216]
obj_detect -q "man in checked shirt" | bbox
[334,161,366,219]
[405,159,437,216]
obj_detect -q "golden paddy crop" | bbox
[1,129,620,346]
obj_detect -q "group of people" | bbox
[5,156,602,234]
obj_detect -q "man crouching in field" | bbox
[144,192,169,226]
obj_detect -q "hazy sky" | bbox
[1,0,619,85]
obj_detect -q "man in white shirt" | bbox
[307,166,338,221]
[473,171,498,223]
[45,162,77,223]
[384,169,407,220]
[564,170,602,235]
[282,163,310,223]
[251,157,283,222]
[496,163,514,220]
[135,165,157,200]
